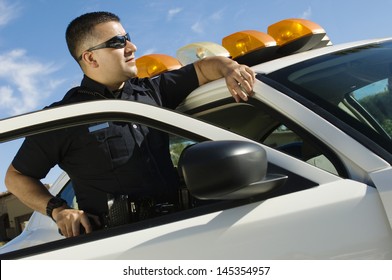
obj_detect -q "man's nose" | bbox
[126,41,137,52]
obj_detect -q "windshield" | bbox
[267,40,392,154]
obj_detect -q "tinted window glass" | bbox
[268,41,392,154]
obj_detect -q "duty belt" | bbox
[102,194,177,228]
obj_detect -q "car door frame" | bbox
[1,100,390,259]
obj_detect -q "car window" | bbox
[0,120,202,249]
[263,125,338,175]
[190,101,344,176]
[56,134,197,212]
[268,41,392,159]
[169,135,197,167]
[350,78,392,138]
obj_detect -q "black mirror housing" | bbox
[179,140,287,200]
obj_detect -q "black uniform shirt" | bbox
[12,64,199,214]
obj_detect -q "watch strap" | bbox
[46,197,67,221]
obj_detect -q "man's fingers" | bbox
[56,209,92,237]
[230,85,248,102]
[80,213,93,234]
[230,66,255,101]
[244,67,255,83]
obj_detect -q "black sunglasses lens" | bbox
[108,34,130,48]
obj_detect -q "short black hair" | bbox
[66,11,120,61]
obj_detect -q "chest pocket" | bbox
[90,122,134,170]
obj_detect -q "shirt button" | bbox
[132,124,138,129]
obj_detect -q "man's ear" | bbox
[81,51,99,68]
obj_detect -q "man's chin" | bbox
[127,68,138,78]
[125,72,137,79]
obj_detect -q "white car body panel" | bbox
[369,168,392,227]
[22,180,392,260]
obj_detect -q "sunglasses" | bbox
[78,33,131,60]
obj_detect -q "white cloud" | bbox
[210,9,223,21]
[191,20,204,34]
[0,86,15,107]
[167,7,182,21]
[301,7,312,19]
[0,1,68,118]
[0,49,64,116]
[141,48,156,56]
[0,0,21,27]
[191,9,224,35]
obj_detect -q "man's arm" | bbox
[193,56,255,103]
[5,164,53,214]
[5,164,94,237]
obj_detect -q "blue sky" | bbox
[1,0,392,192]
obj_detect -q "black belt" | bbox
[59,195,177,236]
[102,194,177,228]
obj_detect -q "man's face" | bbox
[85,21,138,87]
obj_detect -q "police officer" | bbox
[5,11,255,238]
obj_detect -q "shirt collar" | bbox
[80,75,151,100]
[80,75,120,99]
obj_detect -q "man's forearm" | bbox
[194,56,237,85]
[193,56,255,102]
[5,164,53,215]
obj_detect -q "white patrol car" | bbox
[1,18,392,259]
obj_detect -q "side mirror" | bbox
[178,140,287,200]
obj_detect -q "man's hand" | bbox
[224,63,255,102]
[194,56,255,102]
[53,207,101,238]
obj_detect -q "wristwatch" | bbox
[46,197,67,221]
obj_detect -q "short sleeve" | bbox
[12,130,68,179]
[153,63,199,109]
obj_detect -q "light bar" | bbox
[137,18,331,74]
[312,34,333,49]
[136,54,182,78]
[267,18,328,54]
[176,42,230,65]
[222,30,277,59]
[221,30,278,66]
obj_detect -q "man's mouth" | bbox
[125,57,135,63]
